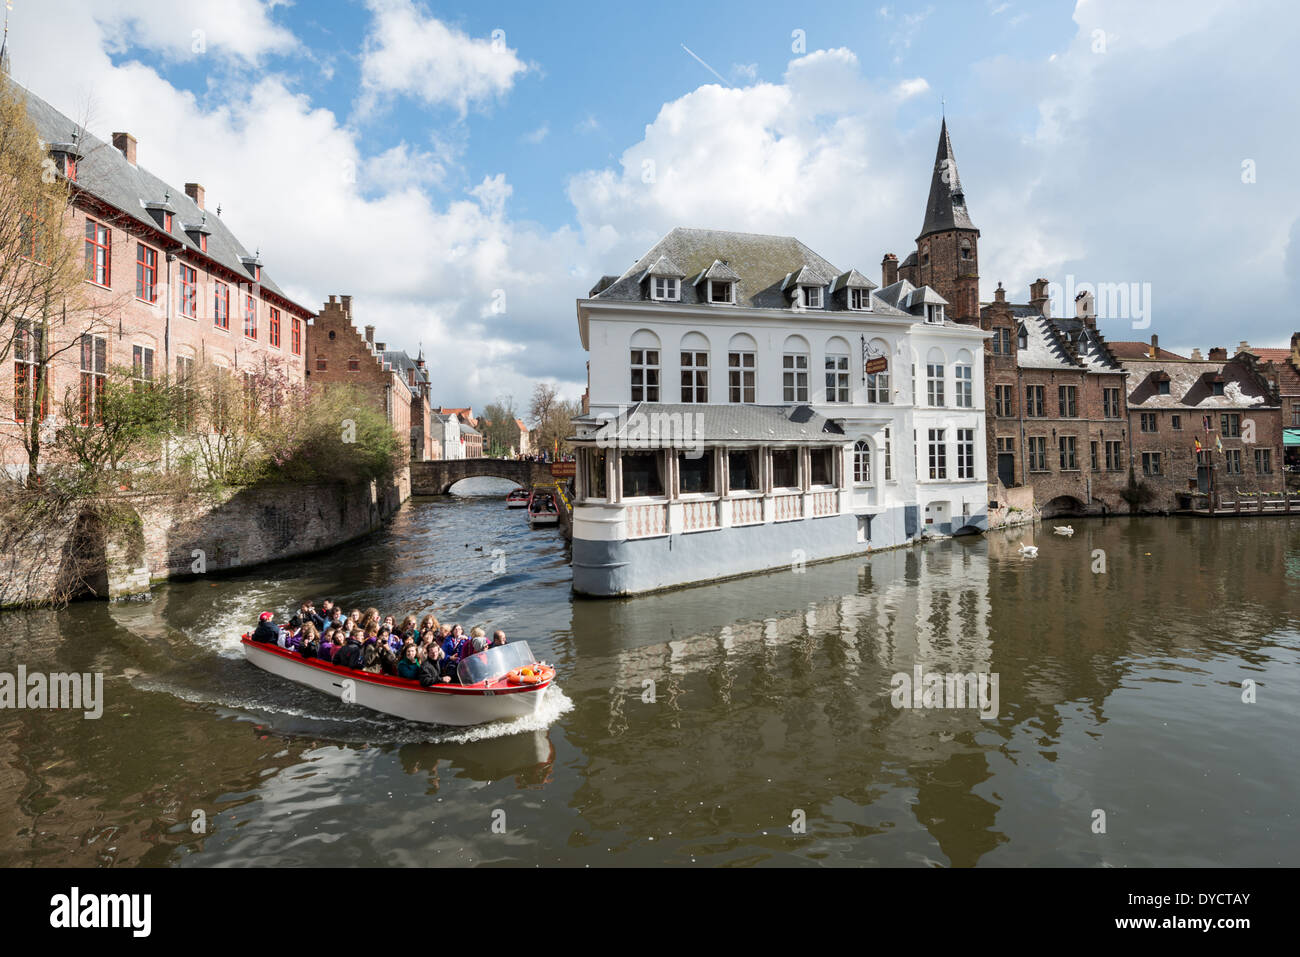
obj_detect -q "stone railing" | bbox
[729,496,764,527]
[626,502,669,538]
[681,499,720,532]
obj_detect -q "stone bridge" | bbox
[410,458,557,495]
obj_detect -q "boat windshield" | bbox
[457,642,536,685]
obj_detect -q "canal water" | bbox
[1,476,1296,866]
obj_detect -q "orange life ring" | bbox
[507,668,523,685]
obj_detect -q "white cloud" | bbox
[892,77,930,100]
[357,0,527,116]
[521,123,549,144]
[92,0,298,64]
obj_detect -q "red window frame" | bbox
[163,211,173,232]
[244,295,257,340]
[85,219,111,286]
[291,317,302,356]
[214,282,230,330]
[179,264,197,317]
[13,322,47,423]
[66,157,77,182]
[79,334,107,427]
[268,306,281,348]
[199,233,208,253]
[136,242,158,302]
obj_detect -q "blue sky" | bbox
[8,0,1300,410]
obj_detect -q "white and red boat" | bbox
[505,487,530,508]
[241,637,555,726]
[528,489,559,526]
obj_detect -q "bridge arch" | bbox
[411,458,556,495]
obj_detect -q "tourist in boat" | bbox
[279,615,302,649]
[400,615,419,640]
[397,644,422,680]
[328,607,347,633]
[252,612,281,645]
[492,629,506,647]
[443,624,466,661]
[332,631,364,669]
[318,627,337,663]
[360,643,382,674]
[298,622,319,659]
[419,614,439,638]
[419,643,454,686]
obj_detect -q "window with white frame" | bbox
[853,440,871,484]
[708,280,735,304]
[883,427,892,480]
[927,428,947,479]
[630,344,660,402]
[955,352,973,408]
[680,348,709,403]
[801,285,823,309]
[926,304,944,323]
[783,339,809,402]
[728,351,755,403]
[865,339,891,403]
[957,428,976,479]
[926,360,945,407]
[850,287,872,311]
[824,339,850,403]
[651,277,680,301]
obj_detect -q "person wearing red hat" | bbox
[251,611,281,645]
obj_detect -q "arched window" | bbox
[955,349,973,408]
[630,329,660,402]
[783,335,809,402]
[728,332,756,403]
[865,337,891,403]
[926,347,946,407]
[825,337,850,403]
[853,439,872,484]
[679,332,709,403]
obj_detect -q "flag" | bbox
[1203,415,1212,432]
[1194,438,1202,454]
[1215,434,1223,454]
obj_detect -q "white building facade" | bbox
[570,228,988,596]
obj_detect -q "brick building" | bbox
[2,79,313,471]
[1117,343,1283,509]
[1251,334,1300,483]
[977,283,1130,515]
[309,296,434,463]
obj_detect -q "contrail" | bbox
[681,44,731,87]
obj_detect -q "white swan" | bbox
[1053,525,1074,536]
[1018,543,1038,557]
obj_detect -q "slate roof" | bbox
[1108,340,1187,360]
[572,403,847,445]
[982,302,1126,374]
[1122,358,1276,410]
[589,227,914,317]
[382,349,430,386]
[918,119,977,240]
[10,78,309,314]
[830,268,877,293]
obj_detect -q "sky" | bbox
[5,0,1299,412]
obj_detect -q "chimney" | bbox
[881,253,898,288]
[328,294,337,305]
[994,282,1006,303]
[1190,348,1203,360]
[1075,290,1095,327]
[1291,331,1300,363]
[112,132,137,165]
[364,325,375,344]
[1029,278,1050,316]
[1208,347,1228,361]
[341,294,352,315]
[1148,334,1159,359]
[1237,340,1251,355]
[185,182,205,209]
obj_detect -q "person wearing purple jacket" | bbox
[317,628,337,663]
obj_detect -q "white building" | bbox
[569,227,988,596]
[434,413,464,460]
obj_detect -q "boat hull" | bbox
[528,513,559,525]
[241,639,550,726]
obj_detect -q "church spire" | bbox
[1,1,11,77]
[918,118,977,241]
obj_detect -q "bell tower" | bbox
[914,119,980,322]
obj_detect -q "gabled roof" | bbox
[692,258,742,285]
[1122,357,1277,410]
[637,255,686,281]
[10,77,310,315]
[830,268,877,293]
[1108,340,1187,360]
[780,263,832,291]
[918,118,977,240]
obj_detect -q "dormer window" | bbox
[709,280,735,304]
[651,277,679,301]
[925,304,944,324]
[1017,325,1028,350]
[801,285,823,309]
[850,287,871,310]
[163,212,173,232]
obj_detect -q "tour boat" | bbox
[240,637,555,726]
[506,487,530,508]
[528,489,560,526]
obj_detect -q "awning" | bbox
[1285,429,1300,447]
